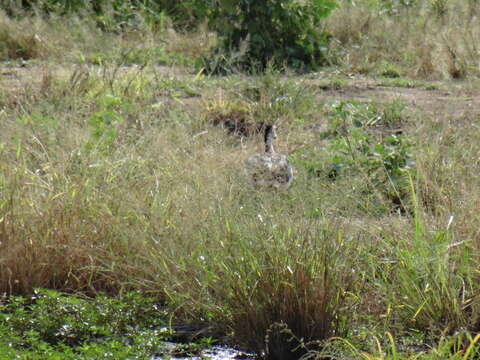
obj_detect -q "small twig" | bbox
[192,130,208,139]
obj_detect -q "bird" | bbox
[245,124,294,190]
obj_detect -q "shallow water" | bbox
[155,342,255,360]
[191,345,254,360]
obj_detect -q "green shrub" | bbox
[86,94,130,153]
[203,0,338,73]
[292,100,413,214]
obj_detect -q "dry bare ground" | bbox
[315,79,480,117]
[3,63,480,115]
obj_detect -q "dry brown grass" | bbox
[0,13,51,60]
[326,0,480,79]
[229,253,354,359]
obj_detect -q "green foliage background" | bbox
[1,0,338,71]
[204,0,338,72]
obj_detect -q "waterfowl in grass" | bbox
[245,125,293,190]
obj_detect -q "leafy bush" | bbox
[203,0,338,73]
[293,100,413,213]
[326,101,413,210]
[87,94,130,152]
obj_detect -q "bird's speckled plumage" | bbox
[245,125,293,190]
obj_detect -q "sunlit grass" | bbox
[1,3,480,359]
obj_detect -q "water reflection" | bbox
[154,342,255,360]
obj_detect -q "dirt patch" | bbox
[311,78,480,119]
[2,63,479,121]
